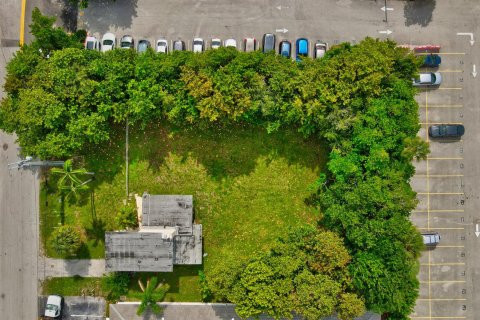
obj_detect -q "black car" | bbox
[428,124,465,138]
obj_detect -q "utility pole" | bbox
[125,117,129,201]
[384,0,388,22]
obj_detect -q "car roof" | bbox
[102,33,115,40]
[46,295,62,305]
[86,36,97,41]
[419,73,433,82]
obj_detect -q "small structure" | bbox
[105,193,202,272]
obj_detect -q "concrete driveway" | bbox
[39,296,106,320]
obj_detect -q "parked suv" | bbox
[262,33,276,53]
[428,124,465,138]
[85,36,100,50]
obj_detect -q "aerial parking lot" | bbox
[1,0,480,319]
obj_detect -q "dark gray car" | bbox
[137,39,151,53]
[173,40,186,51]
[428,124,465,138]
[262,33,276,53]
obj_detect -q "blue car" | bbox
[279,40,291,58]
[296,38,309,61]
[422,54,441,68]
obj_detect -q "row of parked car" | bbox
[85,33,328,61]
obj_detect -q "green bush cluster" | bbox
[50,225,82,257]
[115,204,139,230]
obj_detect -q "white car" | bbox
[120,35,134,49]
[156,39,168,53]
[85,36,100,50]
[193,38,204,53]
[44,295,63,318]
[101,33,116,52]
[314,41,328,59]
[211,38,221,49]
[224,38,237,48]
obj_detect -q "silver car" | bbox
[422,232,440,246]
[413,72,442,87]
[244,38,257,52]
[156,39,168,53]
[314,41,328,59]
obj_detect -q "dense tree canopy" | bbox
[0,9,428,319]
[207,226,365,320]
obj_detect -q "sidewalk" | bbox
[38,258,105,280]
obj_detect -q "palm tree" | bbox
[51,159,94,224]
[51,159,94,200]
[136,277,168,316]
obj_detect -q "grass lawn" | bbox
[40,122,326,301]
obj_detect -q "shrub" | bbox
[50,225,82,256]
[115,204,138,230]
[103,272,131,302]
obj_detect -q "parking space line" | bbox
[417,192,464,195]
[420,280,466,283]
[421,263,465,266]
[413,210,464,212]
[411,317,466,319]
[436,245,465,248]
[419,104,463,108]
[426,157,463,160]
[415,174,464,177]
[416,52,465,55]
[417,298,467,301]
[438,87,463,90]
[418,227,464,230]
[430,70,463,73]
[419,122,463,125]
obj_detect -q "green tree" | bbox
[51,159,94,200]
[50,225,82,256]
[115,204,138,230]
[29,7,82,53]
[136,277,168,316]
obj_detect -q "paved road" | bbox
[0,1,41,319]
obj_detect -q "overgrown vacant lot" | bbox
[41,122,326,298]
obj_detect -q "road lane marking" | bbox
[411,317,466,319]
[416,52,465,55]
[20,0,26,45]
[426,157,463,160]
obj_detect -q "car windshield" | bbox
[212,41,220,46]
[194,41,202,45]
[86,42,94,49]
[431,74,436,83]
[121,41,130,47]
[46,304,58,311]
[103,40,113,46]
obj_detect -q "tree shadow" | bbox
[60,0,79,33]
[81,0,139,34]
[404,0,436,27]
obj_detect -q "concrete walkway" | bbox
[38,258,105,280]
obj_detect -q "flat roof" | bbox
[141,194,193,233]
[105,232,174,272]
